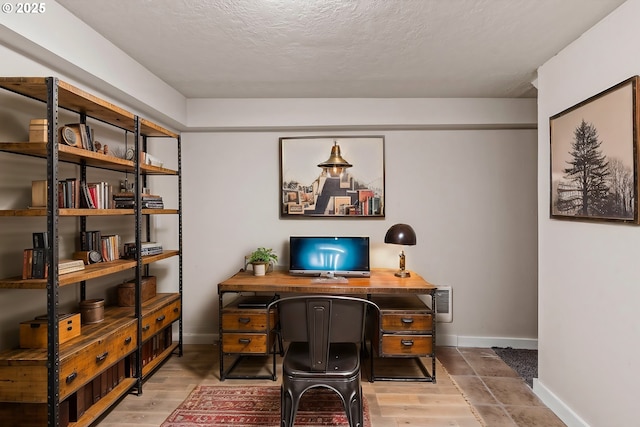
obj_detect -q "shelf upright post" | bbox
[177,134,183,356]
[142,135,150,277]
[45,77,61,427]
[79,112,87,301]
[134,116,143,395]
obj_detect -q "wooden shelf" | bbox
[0,208,179,216]
[0,142,177,175]
[0,250,180,289]
[0,77,176,138]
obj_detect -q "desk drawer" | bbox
[59,323,136,399]
[380,312,432,332]
[380,334,432,356]
[141,299,181,342]
[222,311,275,332]
[222,333,270,354]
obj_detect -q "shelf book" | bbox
[22,252,85,279]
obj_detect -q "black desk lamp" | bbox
[384,223,417,277]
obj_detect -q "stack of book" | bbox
[80,231,120,262]
[58,178,80,208]
[81,181,113,209]
[58,259,86,275]
[123,241,163,259]
[100,234,121,262]
[112,192,164,209]
[23,232,49,279]
[22,254,85,279]
[80,230,102,253]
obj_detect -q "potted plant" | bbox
[248,247,278,276]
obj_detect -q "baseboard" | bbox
[435,333,458,346]
[437,334,538,349]
[533,378,590,427]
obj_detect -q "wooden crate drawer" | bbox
[0,400,69,427]
[59,323,137,399]
[19,313,81,349]
[0,363,46,403]
[222,333,271,354]
[380,334,433,356]
[222,310,275,332]
[141,299,181,342]
[380,312,432,332]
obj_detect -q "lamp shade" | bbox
[317,141,352,177]
[384,223,416,246]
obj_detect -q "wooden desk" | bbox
[218,268,437,382]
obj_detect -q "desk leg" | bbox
[219,292,225,381]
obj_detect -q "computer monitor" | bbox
[289,236,370,277]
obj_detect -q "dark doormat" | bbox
[492,347,537,387]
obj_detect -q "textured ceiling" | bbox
[57,0,626,99]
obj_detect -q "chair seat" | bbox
[284,342,360,378]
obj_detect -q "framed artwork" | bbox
[280,136,385,218]
[550,76,640,223]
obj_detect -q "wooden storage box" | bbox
[118,276,157,306]
[31,180,47,208]
[19,313,81,349]
[29,118,47,142]
[79,298,104,324]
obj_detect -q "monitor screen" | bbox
[289,236,370,277]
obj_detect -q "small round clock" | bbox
[61,126,77,146]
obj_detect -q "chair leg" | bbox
[281,387,290,427]
[281,387,300,427]
[345,387,363,427]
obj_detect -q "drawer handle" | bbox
[65,371,77,384]
[238,338,252,344]
[238,317,251,324]
[142,325,150,332]
[67,326,73,331]
[96,352,109,362]
[124,336,132,344]
[173,307,179,313]
[156,314,166,322]
[401,339,414,347]
[401,318,414,324]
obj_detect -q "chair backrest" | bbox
[270,295,378,372]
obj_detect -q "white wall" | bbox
[536,1,640,425]
[181,125,538,346]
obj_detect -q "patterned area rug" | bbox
[161,385,371,426]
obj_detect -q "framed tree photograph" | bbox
[550,76,640,223]
[280,136,385,218]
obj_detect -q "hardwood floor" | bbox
[96,344,564,427]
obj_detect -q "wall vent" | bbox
[435,286,452,323]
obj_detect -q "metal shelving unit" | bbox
[0,77,182,427]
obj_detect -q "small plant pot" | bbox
[252,263,267,276]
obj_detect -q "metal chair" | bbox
[267,295,378,427]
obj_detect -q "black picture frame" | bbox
[550,76,640,223]
[280,136,385,218]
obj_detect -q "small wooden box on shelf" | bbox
[19,313,81,349]
[28,119,47,143]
